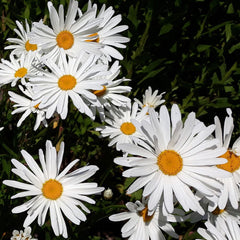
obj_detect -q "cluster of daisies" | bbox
[0,0,131,130]
[104,88,240,239]
[2,1,240,240]
[5,89,240,240]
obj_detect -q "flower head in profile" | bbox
[29,0,102,61]
[109,198,179,240]
[214,108,240,209]
[96,101,148,150]
[134,86,165,112]
[8,85,48,131]
[3,140,104,238]
[11,226,37,240]
[188,196,240,239]
[29,51,109,120]
[197,221,227,240]
[91,61,131,120]
[5,19,40,58]
[86,1,130,62]
[207,203,240,240]
[115,104,231,215]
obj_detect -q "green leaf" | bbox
[127,4,140,28]
[1,159,11,178]
[229,42,240,54]
[1,143,18,158]
[159,23,173,36]
[170,42,177,53]
[225,23,232,42]
[24,4,30,19]
[201,21,232,36]
[137,67,165,85]
[227,3,234,14]
[209,97,229,108]
[4,17,16,30]
[197,44,210,52]
[224,86,234,93]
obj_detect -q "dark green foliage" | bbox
[1,0,240,239]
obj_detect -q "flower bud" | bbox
[103,188,113,200]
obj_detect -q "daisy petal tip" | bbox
[2,180,8,186]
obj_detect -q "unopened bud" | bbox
[103,188,113,200]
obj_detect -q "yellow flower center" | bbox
[93,86,107,97]
[56,30,74,50]
[85,33,100,43]
[25,40,38,51]
[142,104,154,115]
[34,103,40,109]
[212,207,225,215]
[42,179,63,200]
[58,75,77,90]
[14,67,27,78]
[157,150,183,175]
[120,122,136,135]
[139,206,154,223]
[143,104,154,108]
[217,150,240,172]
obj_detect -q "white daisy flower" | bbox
[109,199,179,240]
[29,51,109,120]
[8,85,48,131]
[5,19,40,58]
[190,199,240,239]
[208,203,240,240]
[114,104,231,215]
[91,61,131,120]
[197,221,227,240]
[29,0,102,61]
[86,1,130,62]
[0,127,3,131]
[134,86,165,112]
[3,140,104,238]
[214,108,240,209]
[0,52,36,87]
[11,226,37,240]
[96,101,148,150]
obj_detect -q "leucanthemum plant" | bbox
[28,0,129,63]
[109,198,180,240]
[86,0,130,62]
[28,0,102,61]
[134,86,165,112]
[8,84,48,131]
[1,0,131,131]
[197,221,228,240]
[3,140,104,238]
[208,203,240,239]
[29,51,109,120]
[187,195,240,239]
[0,52,36,87]
[114,104,231,215]
[96,101,148,150]
[11,226,37,240]
[91,60,131,121]
[214,108,240,209]
[195,203,240,240]
[5,19,41,58]
[3,0,240,239]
